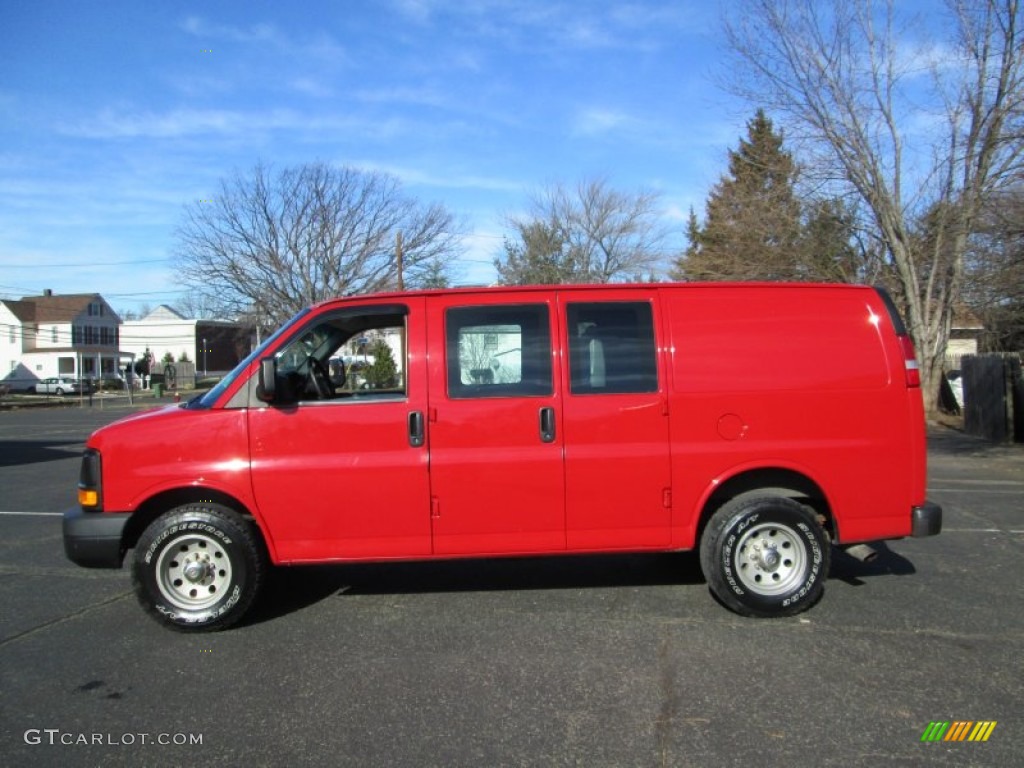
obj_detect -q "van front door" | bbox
[248,299,431,562]
[426,295,565,555]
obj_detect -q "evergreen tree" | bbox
[495,220,573,285]
[364,339,398,389]
[673,110,861,283]
[799,198,866,283]
[673,110,804,281]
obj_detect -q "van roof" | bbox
[310,281,876,309]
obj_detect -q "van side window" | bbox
[446,304,552,398]
[274,306,408,402]
[567,302,657,394]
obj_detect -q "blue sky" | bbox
[1,0,753,316]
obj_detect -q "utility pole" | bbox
[396,231,404,291]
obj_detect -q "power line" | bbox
[1,258,171,269]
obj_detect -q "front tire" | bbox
[700,497,830,618]
[132,503,266,632]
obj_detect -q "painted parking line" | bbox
[942,527,1024,534]
[929,488,1024,494]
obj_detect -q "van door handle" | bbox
[539,406,556,443]
[408,411,425,447]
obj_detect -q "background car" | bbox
[34,377,92,395]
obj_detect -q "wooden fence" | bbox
[961,353,1023,443]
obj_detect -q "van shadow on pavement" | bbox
[928,423,1024,459]
[244,552,705,627]
[0,439,84,467]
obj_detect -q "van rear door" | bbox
[559,291,672,549]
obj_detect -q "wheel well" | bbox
[122,488,258,552]
[697,468,834,542]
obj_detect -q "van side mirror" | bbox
[256,358,277,403]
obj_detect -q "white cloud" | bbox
[354,160,523,194]
[571,107,642,137]
[290,78,336,99]
[180,16,281,45]
[354,86,449,109]
[58,107,406,142]
[179,16,347,65]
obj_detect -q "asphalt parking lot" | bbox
[0,401,1021,767]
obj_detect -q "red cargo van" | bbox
[64,283,941,630]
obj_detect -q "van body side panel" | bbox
[559,291,672,549]
[426,293,566,555]
[665,285,917,547]
[91,406,256,519]
[247,299,432,562]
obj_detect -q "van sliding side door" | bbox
[426,293,566,555]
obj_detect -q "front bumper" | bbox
[911,501,942,537]
[63,507,131,568]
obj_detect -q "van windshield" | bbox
[187,308,311,409]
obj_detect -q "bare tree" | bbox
[964,187,1024,350]
[722,0,1024,414]
[495,178,666,285]
[173,162,464,328]
[175,290,225,320]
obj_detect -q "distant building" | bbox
[947,306,985,367]
[0,291,123,389]
[120,305,255,377]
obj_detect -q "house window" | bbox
[8,327,13,343]
[58,357,75,375]
[52,327,58,343]
[72,326,83,345]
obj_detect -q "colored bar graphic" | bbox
[921,721,997,742]
[968,722,997,742]
[921,722,949,742]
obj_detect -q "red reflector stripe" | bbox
[899,336,921,387]
[905,361,921,387]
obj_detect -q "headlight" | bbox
[78,449,102,510]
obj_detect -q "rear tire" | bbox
[132,503,266,632]
[700,497,829,618]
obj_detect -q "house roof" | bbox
[12,293,118,324]
[143,304,187,321]
[1,299,36,323]
[953,304,984,330]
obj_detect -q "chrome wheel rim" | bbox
[155,533,232,611]
[734,523,806,595]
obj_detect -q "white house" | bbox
[0,291,123,390]
[121,305,254,378]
